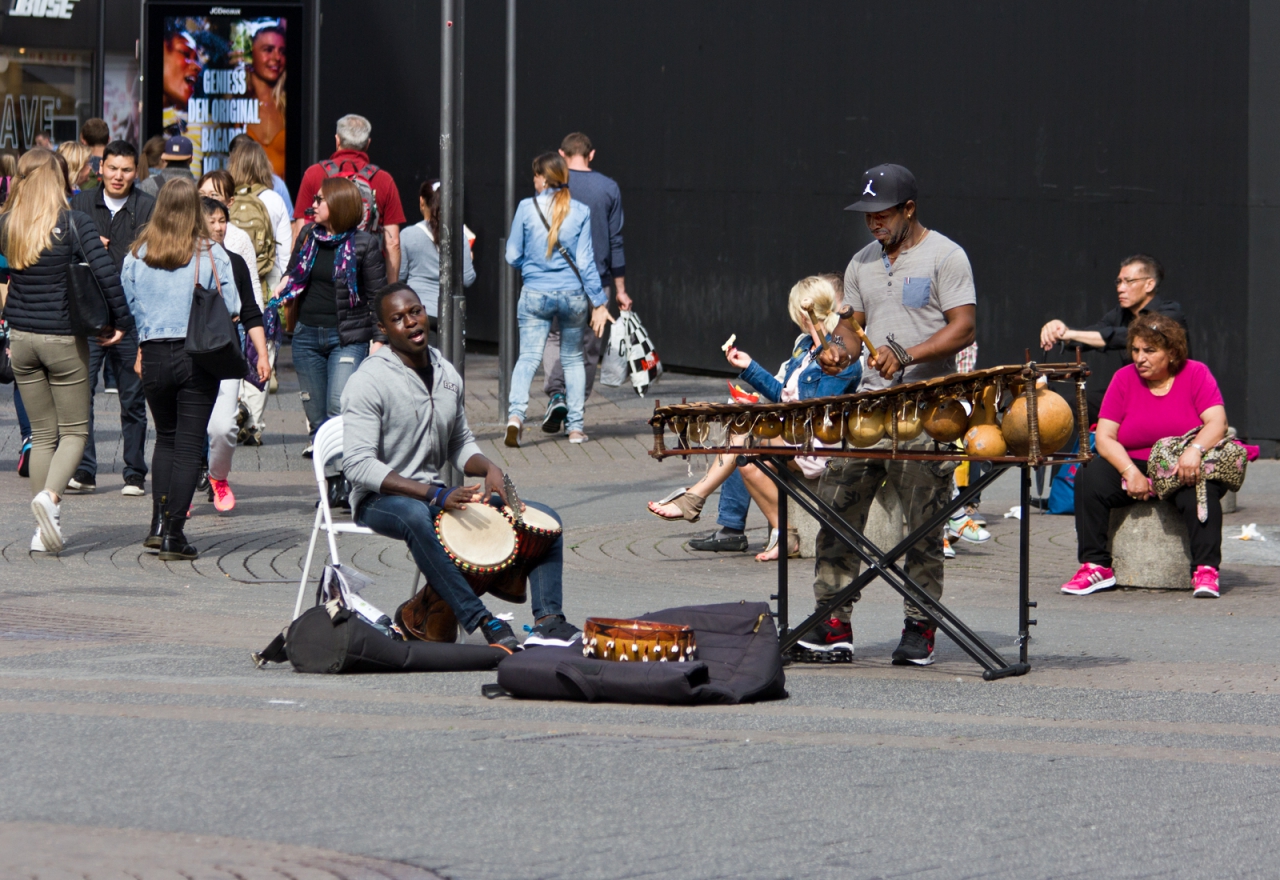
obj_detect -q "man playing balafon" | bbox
[341,283,582,653]
[802,164,977,665]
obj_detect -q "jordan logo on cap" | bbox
[863,180,877,196]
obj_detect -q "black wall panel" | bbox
[311,0,1264,437]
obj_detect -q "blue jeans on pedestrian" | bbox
[508,289,589,433]
[14,384,31,439]
[356,494,566,633]
[717,468,751,531]
[291,323,369,439]
[80,330,148,481]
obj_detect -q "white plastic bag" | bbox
[600,317,629,387]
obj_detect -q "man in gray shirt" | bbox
[799,164,977,667]
[342,283,582,653]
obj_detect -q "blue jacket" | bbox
[505,192,606,306]
[739,334,862,402]
[122,243,238,343]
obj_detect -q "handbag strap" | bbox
[193,242,225,297]
[531,196,585,291]
[63,212,86,263]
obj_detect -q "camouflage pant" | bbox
[812,445,955,623]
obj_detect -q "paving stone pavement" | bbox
[1,348,1278,878]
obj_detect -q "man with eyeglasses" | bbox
[1040,254,1187,416]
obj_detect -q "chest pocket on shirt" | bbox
[902,277,933,308]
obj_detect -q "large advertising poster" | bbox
[146,3,301,184]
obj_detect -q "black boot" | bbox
[143,499,164,549]
[158,512,198,561]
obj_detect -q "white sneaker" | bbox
[31,490,63,552]
[947,516,991,544]
[30,529,46,552]
[568,430,588,444]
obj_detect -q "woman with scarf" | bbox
[268,177,384,452]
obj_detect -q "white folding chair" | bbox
[293,415,420,619]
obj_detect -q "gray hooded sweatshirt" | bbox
[341,345,483,515]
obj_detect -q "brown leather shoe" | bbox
[395,583,459,642]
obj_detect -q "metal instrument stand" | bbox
[746,455,1036,680]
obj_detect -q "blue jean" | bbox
[14,384,31,439]
[356,494,565,633]
[508,289,589,432]
[291,323,368,439]
[80,330,148,481]
[717,468,751,531]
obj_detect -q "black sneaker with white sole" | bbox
[67,469,96,493]
[891,618,936,666]
[791,617,854,663]
[542,393,568,434]
[481,616,522,653]
[523,615,582,647]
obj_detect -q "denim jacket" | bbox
[122,242,239,343]
[505,192,606,306]
[739,333,862,402]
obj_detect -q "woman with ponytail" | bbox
[503,152,609,446]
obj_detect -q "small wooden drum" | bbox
[582,618,697,663]
[434,503,518,592]
[486,505,564,604]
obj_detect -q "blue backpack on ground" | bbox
[1047,432,1096,514]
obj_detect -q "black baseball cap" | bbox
[164,135,193,160]
[844,164,918,212]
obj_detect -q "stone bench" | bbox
[788,475,906,559]
[1108,502,1192,590]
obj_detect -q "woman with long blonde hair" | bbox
[122,177,238,560]
[503,152,610,446]
[57,142,94,194]
[0,148,132,553]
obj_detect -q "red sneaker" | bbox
[1192,565,1220,598]
[1061,562,1117,596]
[210,478,236,512]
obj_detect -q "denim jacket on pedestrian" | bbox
[122,242,239,343]
[505,192,606,306]
[739,333,862,402]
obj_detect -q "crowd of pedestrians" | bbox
[1,114,634,562]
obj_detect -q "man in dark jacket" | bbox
[69,140,154,496]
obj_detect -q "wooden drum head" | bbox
[435,504,518,572]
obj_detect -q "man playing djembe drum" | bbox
[341,283,582,653]
[805,164,977,665]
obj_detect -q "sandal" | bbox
[647,487,706,523]
[755,527,800,562]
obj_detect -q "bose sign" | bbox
[7,0,80,18]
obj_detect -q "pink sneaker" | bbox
[210,478,236,512]
[1061,562,1117,596]
[1192,565,1220,598]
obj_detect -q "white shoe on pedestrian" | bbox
[30,529,46,552]
[568,430,588,444]
[31,490,63,553]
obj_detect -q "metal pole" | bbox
[1019,465,1034,666]
[497,0,517,414]
[437,0,455,369]
[94,0,106,119]
[310,0,322,168]
[451,0,466,384]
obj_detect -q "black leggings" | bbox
[1074,455,1225,572]
[141,341,220,519]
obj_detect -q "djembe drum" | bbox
[487,505,563,603]
[434,503,518,593]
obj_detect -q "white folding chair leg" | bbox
[409,569,421,600]
[293,506,326,620]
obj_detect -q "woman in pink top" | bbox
[1062,314,1229,598]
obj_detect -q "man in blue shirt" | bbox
[539,132,630,433]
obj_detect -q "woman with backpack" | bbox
[504,152,610,446]
[227,139,291,445]
[0,148,133,553]
[271,176,385,450]
[121,177,239,560]
[399,179,475,343]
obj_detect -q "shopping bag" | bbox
[622,310,663,396]
[600,317,629,387]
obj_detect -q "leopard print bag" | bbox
[1147,428,1247,522]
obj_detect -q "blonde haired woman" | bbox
[57,142,94,194]
[504,152,609,446]
[122,177,238,560]
[647,274,862,561]
[0,148,132,553]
